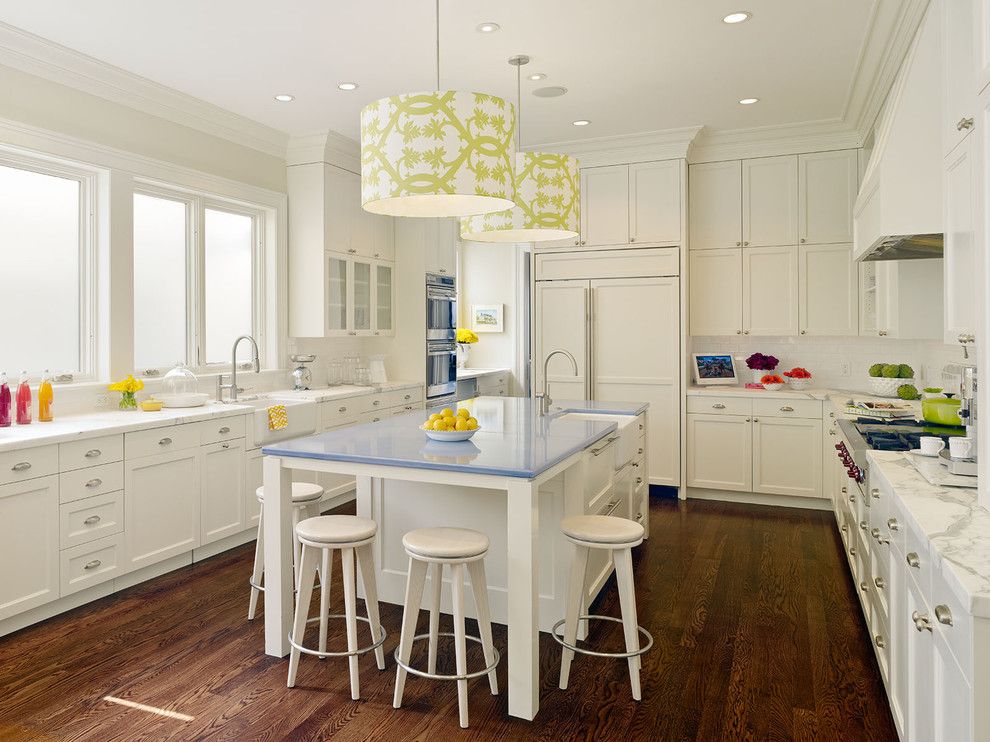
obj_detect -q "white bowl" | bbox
[786,378,813,390]
[762,383,785,391]
[159,392,210,408]
[422,427,480,442]
[869,377,915,398]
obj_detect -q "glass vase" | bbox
[118,391,137,410]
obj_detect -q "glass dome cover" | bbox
[162,363,198,396]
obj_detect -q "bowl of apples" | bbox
[421,407,481,442]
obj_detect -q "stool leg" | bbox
[559,542,590,689]
[467,559,498,695]
[291,506,302,590]
[451,563,469,728]
[287,543,319,688]
[248,510,264,620]
[427,562,443,675]
[356,543,386,670]
[394,557,428,708]
[341,546,361,700]
[318,547,333,659]
[613,547,642,701]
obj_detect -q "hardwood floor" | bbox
[0,497,897,741]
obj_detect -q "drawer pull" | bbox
[636,477,643,484]
[635,512,644,522]
[712,403,726,409]
[957,117,975,131]
[871,488,880,499]
[849,547,857,556]
[83,515,102,525]
[874,635,886,649]
[84,449,102,458]
[590,436,619,456]
[373,400,381,406]
[840,524,848,532]
[859,520,867,531]
[11,462,31,472]
[404,394,412,400]
[874,576,885,590]
[159,437,173,446]
[887,518,899,531]
[219,426,231,435]
[906,552,921,568]
[860,581,869,593]
[84,559,102,570]
[935,604,953,626]
[85,478,102,489]
[849,494,856,504]
[870,527,880,539]
[339,406,348,413]
[779,406,794,412]
[912,611,932,632]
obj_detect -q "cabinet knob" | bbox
[574,240,580,246]
[935,604,953,626]
[860,581,869,593]
[887,518,899,531]
[752,418,759,422]
[874,576,886,590]
[849,546,857,556]
[912,611,933,632]
[874,634,886,649]
[956,117,975,131]
[736,242,741,247]
[743,329,750,335]
[374,252,380,258]
[871,488,880,499]
[800,238,806,243]
[581,240,586,245]
[629,237,636,243]
[348,248,357,254]
[800,330,806,335]
[736,329,742,334]
[743,241,749,246]
[906,552,921,568]
[338,406,347,412]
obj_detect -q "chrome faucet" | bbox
[216,335,261,403]
[537,349,578,416]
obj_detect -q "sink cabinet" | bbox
[0,476,59,620]
[201,439,246,545]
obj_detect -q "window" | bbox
[0,157,93,379]
[133,189,264,373]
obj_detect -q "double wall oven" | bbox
[426,273,457,404]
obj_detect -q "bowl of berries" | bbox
[761,374,785,391]
[782,367,813,390]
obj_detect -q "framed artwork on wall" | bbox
[472,303,504,333]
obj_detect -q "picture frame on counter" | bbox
[472,303,504,333]
[692,353,739,386]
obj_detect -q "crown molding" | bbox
[286,129,360,172]
[688,119,863,163]
[523,126,703,167]
[0,21,289,159]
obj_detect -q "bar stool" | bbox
[393,527,499,729]
[247,482,324,620]
[287,515,387,700]
[553,515,653,700]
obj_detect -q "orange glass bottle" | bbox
[38,369,53,422]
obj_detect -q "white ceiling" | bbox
[1,0,878,146]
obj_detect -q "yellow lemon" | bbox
[428,413,442,422]
[454,418,468,431]
[432,419,446,431]
[457,408,470,419]
[443,415,455,426]
[440,408,454,418]
[467,417,478,427]
[465,419,478,430]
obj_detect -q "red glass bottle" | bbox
[16,371,31,425]
[0,373,10,427]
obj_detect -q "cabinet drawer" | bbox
[388,387,423,407]
[584,436,617,508]
[59,491,124,549]
[536,247,679,280]
[686,396,752,416]
[199,415,246,445]
[59,462,124,504]
[753,398,822,419]
[357,409,391,425]
[126,424,200,459]
[322,399,361,428]
[884,494,908,554]
[931,569,973,680]
[59,435,123,471]
[357,393,388,414]
[60,533,125,596]
[0,445,58,485]
[391,403,424,415]
[904,514,932,598]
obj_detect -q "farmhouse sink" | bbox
[556,412,639,469]
[238,395,318,448]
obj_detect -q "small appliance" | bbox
[940,365,977,476]
[290,354,315,391]
[426,273,457,341]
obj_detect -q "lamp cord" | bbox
[517,61,522,151]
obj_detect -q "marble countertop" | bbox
[456,368,510,381]
[264,396,647,478]
[868,451,990,618]
[687,385,832,400]
[265,381,421,403]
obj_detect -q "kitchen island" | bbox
[261,395,649,721]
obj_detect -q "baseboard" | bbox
[686,487,832,511]
[320,489,356,511]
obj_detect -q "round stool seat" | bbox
[560,515,644,545]
[296,515,377,545]
[255,482,324,504]
[402,527,490,560]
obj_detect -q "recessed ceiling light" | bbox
[722,11,752,24]
[337,82,358,91]
[572,119,591,127]
[274,94,294,103]
[738,97,760,105]
[533,86,568,98]
[528,73,547,81]
[476,22,500,33]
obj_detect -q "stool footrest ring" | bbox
[551,615,653,658]
[288,614,387,659]
[393,632,500,681]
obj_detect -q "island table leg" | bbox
[506,478,540,720]
[263,456,294,657]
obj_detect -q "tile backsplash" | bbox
[691,335,969,393]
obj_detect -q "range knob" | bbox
[834,443,844,451]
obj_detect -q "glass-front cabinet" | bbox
[324,252,394,337]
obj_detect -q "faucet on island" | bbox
[216,335,261,403]
[536,349,579,416]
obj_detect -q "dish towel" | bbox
[267,404,288,431]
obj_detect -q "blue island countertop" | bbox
[262,396,647,478]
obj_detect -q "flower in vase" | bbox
[745,353,779,371]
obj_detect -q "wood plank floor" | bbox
[0,497,897,741]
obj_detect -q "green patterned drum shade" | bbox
[361,91,517,217]
[459,152,580,242]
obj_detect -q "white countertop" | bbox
[265,380,421,403]
[456,368,510,381]
[869,451,990,618]
[687,384,833,400]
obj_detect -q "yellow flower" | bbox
[456,328,479,344]
[108,375,144,394]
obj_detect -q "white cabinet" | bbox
[688,160,742,249]
[798,243,858,336]
[629,161,681,245]
[354,204,395,260]
[689,248,742,335]
[246,448,262,528]
[933,626,973,741]
[943,134,979,344]
[686,415,752,491]
[201,440,246,545]
[906,575,935,742]
[124,449,201,571]
[798,150,858,245]
[945,0,978,155]
[977,0,990,94]
[426,218,458,276]
[859,260,944,339]
[752,417,822,498]
[742,246,798,336]
[581,165,629,246]
[742,155,798,247]
[325,254,395,337]
[534,280,590,401]
[0,475,59,619]
[326,254,348,334]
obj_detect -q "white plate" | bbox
[422,427,480,442]
[909,449,940,458]
[160,392,210,408]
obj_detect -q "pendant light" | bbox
[460,55,580,243]
[360,0,516,218]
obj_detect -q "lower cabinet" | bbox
[905,574,935,742]
[934,624,972,741]
[686,414,752,491]
[201,440,246,545]
[60,533,125,596]
[124,448,201,571]
[0,475,59,619]
[752,417,823,498]
[246,448,263,528]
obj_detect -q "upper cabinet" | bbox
[798,243,858,336]
[742,156,798,247]
[688,160,742,249]
[859,260,945,340]
[426,218,458,276]
[797,150,858,245]
[943,135,978,344]
[578,160,681,248]
[945,0,978,156]
[978,0,990,93]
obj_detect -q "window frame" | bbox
[0,148,99,381]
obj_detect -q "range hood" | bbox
[862,233,943,261]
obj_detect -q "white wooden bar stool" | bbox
[393,527,499,729]
[287,515,387,700]
[553,515,653,701]
[247,482,324,620]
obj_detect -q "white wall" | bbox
[458,241,521,383]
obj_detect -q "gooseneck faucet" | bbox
[537,349,578,416]
[216,335,261,402]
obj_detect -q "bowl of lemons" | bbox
[421,407,480,442]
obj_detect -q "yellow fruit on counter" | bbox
[428,413,442,422]
[432,419,447,431]
[457,408,470,419]
[440,408,454,418]
[465,418,478,430]
[454,418,468,431]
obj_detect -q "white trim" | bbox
[688,120,863,164]
[286,130,361,172]
[523,126,702,168]
[0,21,288,158]
[686,487,832,511]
